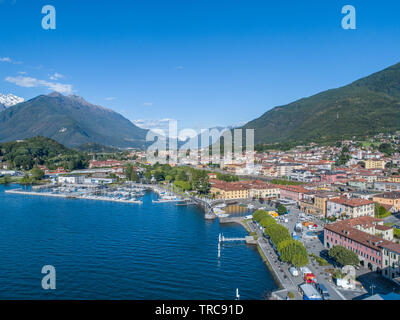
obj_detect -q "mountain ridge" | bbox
[0,92,149,148]
[242,62,400,145]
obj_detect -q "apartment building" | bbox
[327,197,375,218]
[365,159,386,170]
[209,181,249,200]
[381,243,400,282]
[324,217,397,272]
[373,192,400,213]
[246,182,280,200]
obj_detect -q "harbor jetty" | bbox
[5,188,144,204]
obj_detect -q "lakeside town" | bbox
[1,132,400,300]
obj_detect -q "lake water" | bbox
[0,184,278,299]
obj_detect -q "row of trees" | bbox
[253,210,309,267]
[215,173,239,182]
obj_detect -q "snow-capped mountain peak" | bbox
[0,94,25,108]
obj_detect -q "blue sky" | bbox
[1,0,400,132]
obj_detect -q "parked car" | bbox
[289,267,299,277]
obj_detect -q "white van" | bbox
[289,267,299,277]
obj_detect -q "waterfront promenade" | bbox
[219,215,300,299]
[246,220,302,300]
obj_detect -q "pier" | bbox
[219,233,246,243]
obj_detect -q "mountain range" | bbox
[241,62,400,145]
[0,92,148,148]
[1,62,400,150]
[0,93,25,111]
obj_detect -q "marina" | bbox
[5,183,188,206]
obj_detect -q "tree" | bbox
[31,166,44,180]
[144,170,152,181]
[291,253,309,267]
[192,170,210,195]
[336,147,351,166]
[177,170,188,182]
[264,224,291,245]
[125,164,140,182]
[328,245,359,266]
[259,216,276,228]
[154,170,165,181]
[280,240,308,266]
[374,203,391,218]
[0,175,11,184]
[253,210,269,222]
[174,180,191,191]
[379,143,395,156]
[277,204,288,215]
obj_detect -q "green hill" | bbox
[0,92,149,148]
[242,62,400,145]
[0,136,87,170]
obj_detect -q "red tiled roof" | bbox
[325,223,388,251]
[329,197,374,207]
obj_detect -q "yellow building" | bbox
[365,159,386,170]
[248,184,280,199]
[373,192,400,212]
[210,184,249,200]
[313,192,340,217]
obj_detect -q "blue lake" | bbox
[0,184,277,299]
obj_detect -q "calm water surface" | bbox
[0,184,277,299]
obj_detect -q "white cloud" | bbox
[0,57,12,63]
[143,102,153,107]
[49,72,64,80]
[5,75,73,95]
[0,57,22,64]
[131,118,175,132]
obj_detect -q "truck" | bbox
[300,267,312,276]
[299,284,322,300]
[304,272,317,284]
[268,211,279,218]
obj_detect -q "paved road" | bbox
[247,220,302,300]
